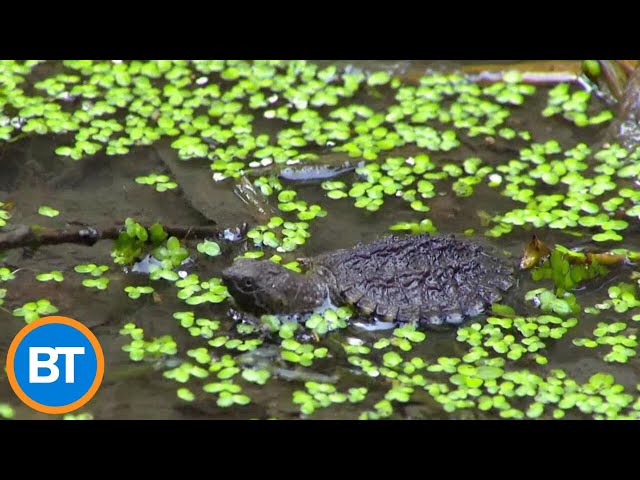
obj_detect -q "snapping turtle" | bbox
[222,234,515,326]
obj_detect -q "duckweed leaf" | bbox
[38,205,60,217]
[197,240,221,257]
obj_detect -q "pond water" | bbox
[0,60,639,420]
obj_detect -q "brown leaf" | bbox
[520,235,551,270]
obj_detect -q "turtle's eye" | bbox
[242,277,255,289]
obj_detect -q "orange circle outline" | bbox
[6,316,104,415]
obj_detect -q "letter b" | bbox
[29,347,59,383]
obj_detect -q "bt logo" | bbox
[6,316,104,414]
[29,347,86,383]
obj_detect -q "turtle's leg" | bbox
[228,308,268,338]
[228,307,260,324]
[438,272,472,325]
[227,308,288,340]
[419,308,446,326]
[356,295,377,316]
[342,286,364,305]
[487,271,515,292]
[340,286,380,317]
[396,304,421,323]
[443,310,465,325]
[418,308,461,331]
[375,303,399,323]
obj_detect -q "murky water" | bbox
[1,60,638,420]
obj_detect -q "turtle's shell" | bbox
[312,234,514,325]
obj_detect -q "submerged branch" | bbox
[598,60,627,101]
[0,223,245,250]
[467,70,580,85]
[609,63,640,149]
[400,60,584,85]
[461,60,583,85]
[617,60,639,76]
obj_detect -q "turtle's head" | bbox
[222,259,327,314]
